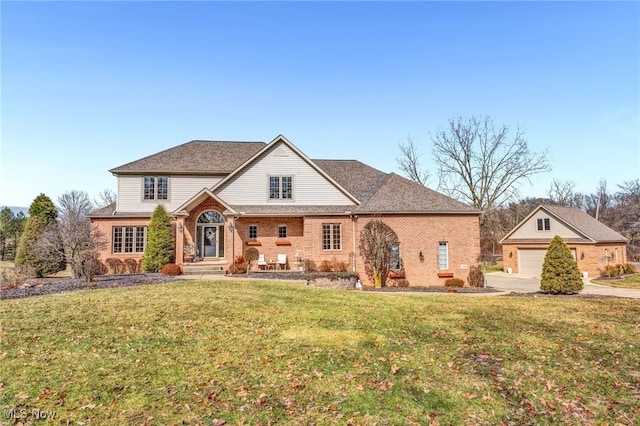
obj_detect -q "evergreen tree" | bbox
[540,235,583,294]
[15,194,66,277]
[142,205,174,272]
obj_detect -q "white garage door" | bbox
[518,248,577,275]
[518,249,547,275]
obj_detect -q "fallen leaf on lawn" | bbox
[391,364,400,374]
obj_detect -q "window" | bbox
[438,241,448,270]
[322,224,341,250]
[113,226,146,254]
[143,176,168,200]
[278,225,287,239]
[249,225,258,239]
[391,243,401,270]
[269,176,293,199]
[537,218,551,231]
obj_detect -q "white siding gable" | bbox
[117,175,223,213]
[215,142,355,206]
[508,209,582,240]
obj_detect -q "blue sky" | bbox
[2,1,639,208]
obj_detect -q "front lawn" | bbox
[1,280,638,425]
[592,273,640,289]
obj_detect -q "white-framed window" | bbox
[537,218,551,231]
[278,225,287,239]
[322,224,341,250]
[438,241,448,270]
[143,176,168,200]
[391,243,401,270]
[113,226,147,254]
[269,176,292,199]
[249,225,258,239]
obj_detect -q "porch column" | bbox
[175,216,185,265]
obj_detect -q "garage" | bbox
[518,248,577,275]
[518,249,547,274]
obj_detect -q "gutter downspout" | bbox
[351,214,358,272]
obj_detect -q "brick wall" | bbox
[502,242,628,278]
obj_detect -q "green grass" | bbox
[592,273,640,289]
[481,262,504,273]
[1,280,639,425]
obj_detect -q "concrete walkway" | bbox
[485,272,640,299]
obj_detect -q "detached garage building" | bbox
[500,205,628,278]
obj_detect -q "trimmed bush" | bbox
[540,235,583,294]
[623,263,638,274]
[243,247,259,262]
[444,278,464,288]
[105,258,126,274]
[396,279,410,288]
[467,265,484,288]
[124,258,140,274]
[160,263,182,276]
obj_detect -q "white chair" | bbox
[257,254,268,270]
[276,254,287,270]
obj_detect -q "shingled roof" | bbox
[105,138,480,216]
[109,140,266,174]
[543,205,628,243]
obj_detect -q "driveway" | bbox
[485,272,640,299]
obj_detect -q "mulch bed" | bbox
[1,273,180,300]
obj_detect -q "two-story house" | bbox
[89,135,481,286]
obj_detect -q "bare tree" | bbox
[431,116,552,217]
[57,190,106,278]
[547,179,577,206]
[93,188,116,209]
[359,220,399,288]
[396,136,430,186]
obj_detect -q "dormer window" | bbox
[269,176,292,199]
[537,218,551,231]
[143,176,168,200]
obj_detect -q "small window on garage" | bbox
[537,218,551,231]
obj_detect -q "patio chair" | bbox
[276,254,287,270]
[257,254,268,270]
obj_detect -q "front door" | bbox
[202,225,218,258]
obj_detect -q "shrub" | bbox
[396,279,410,288]
[304,259,317,272]
[105,258,126,274]
[0,265,36,289]
[467,265,484,288]
[160,263,182,276]
[318,260,333,272]
[602,264,622,277]
[227,262,247,274]
[73,250,102,284]
[331,257,349,272]
[235,255,246,264]
[623,263,638,274]
[142,205,174,272]
[359,220,399,288]
[243,247,259,262]
[540,235,583,294]
[444,277,464,287]
[124,258,140,274]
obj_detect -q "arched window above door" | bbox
[197,210,224,224]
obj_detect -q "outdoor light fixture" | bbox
[178,224,184,232]
[419,251,424,262]
[581,252,585,260]
[509,251,513,258]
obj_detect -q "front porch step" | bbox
[182,262,228,276]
